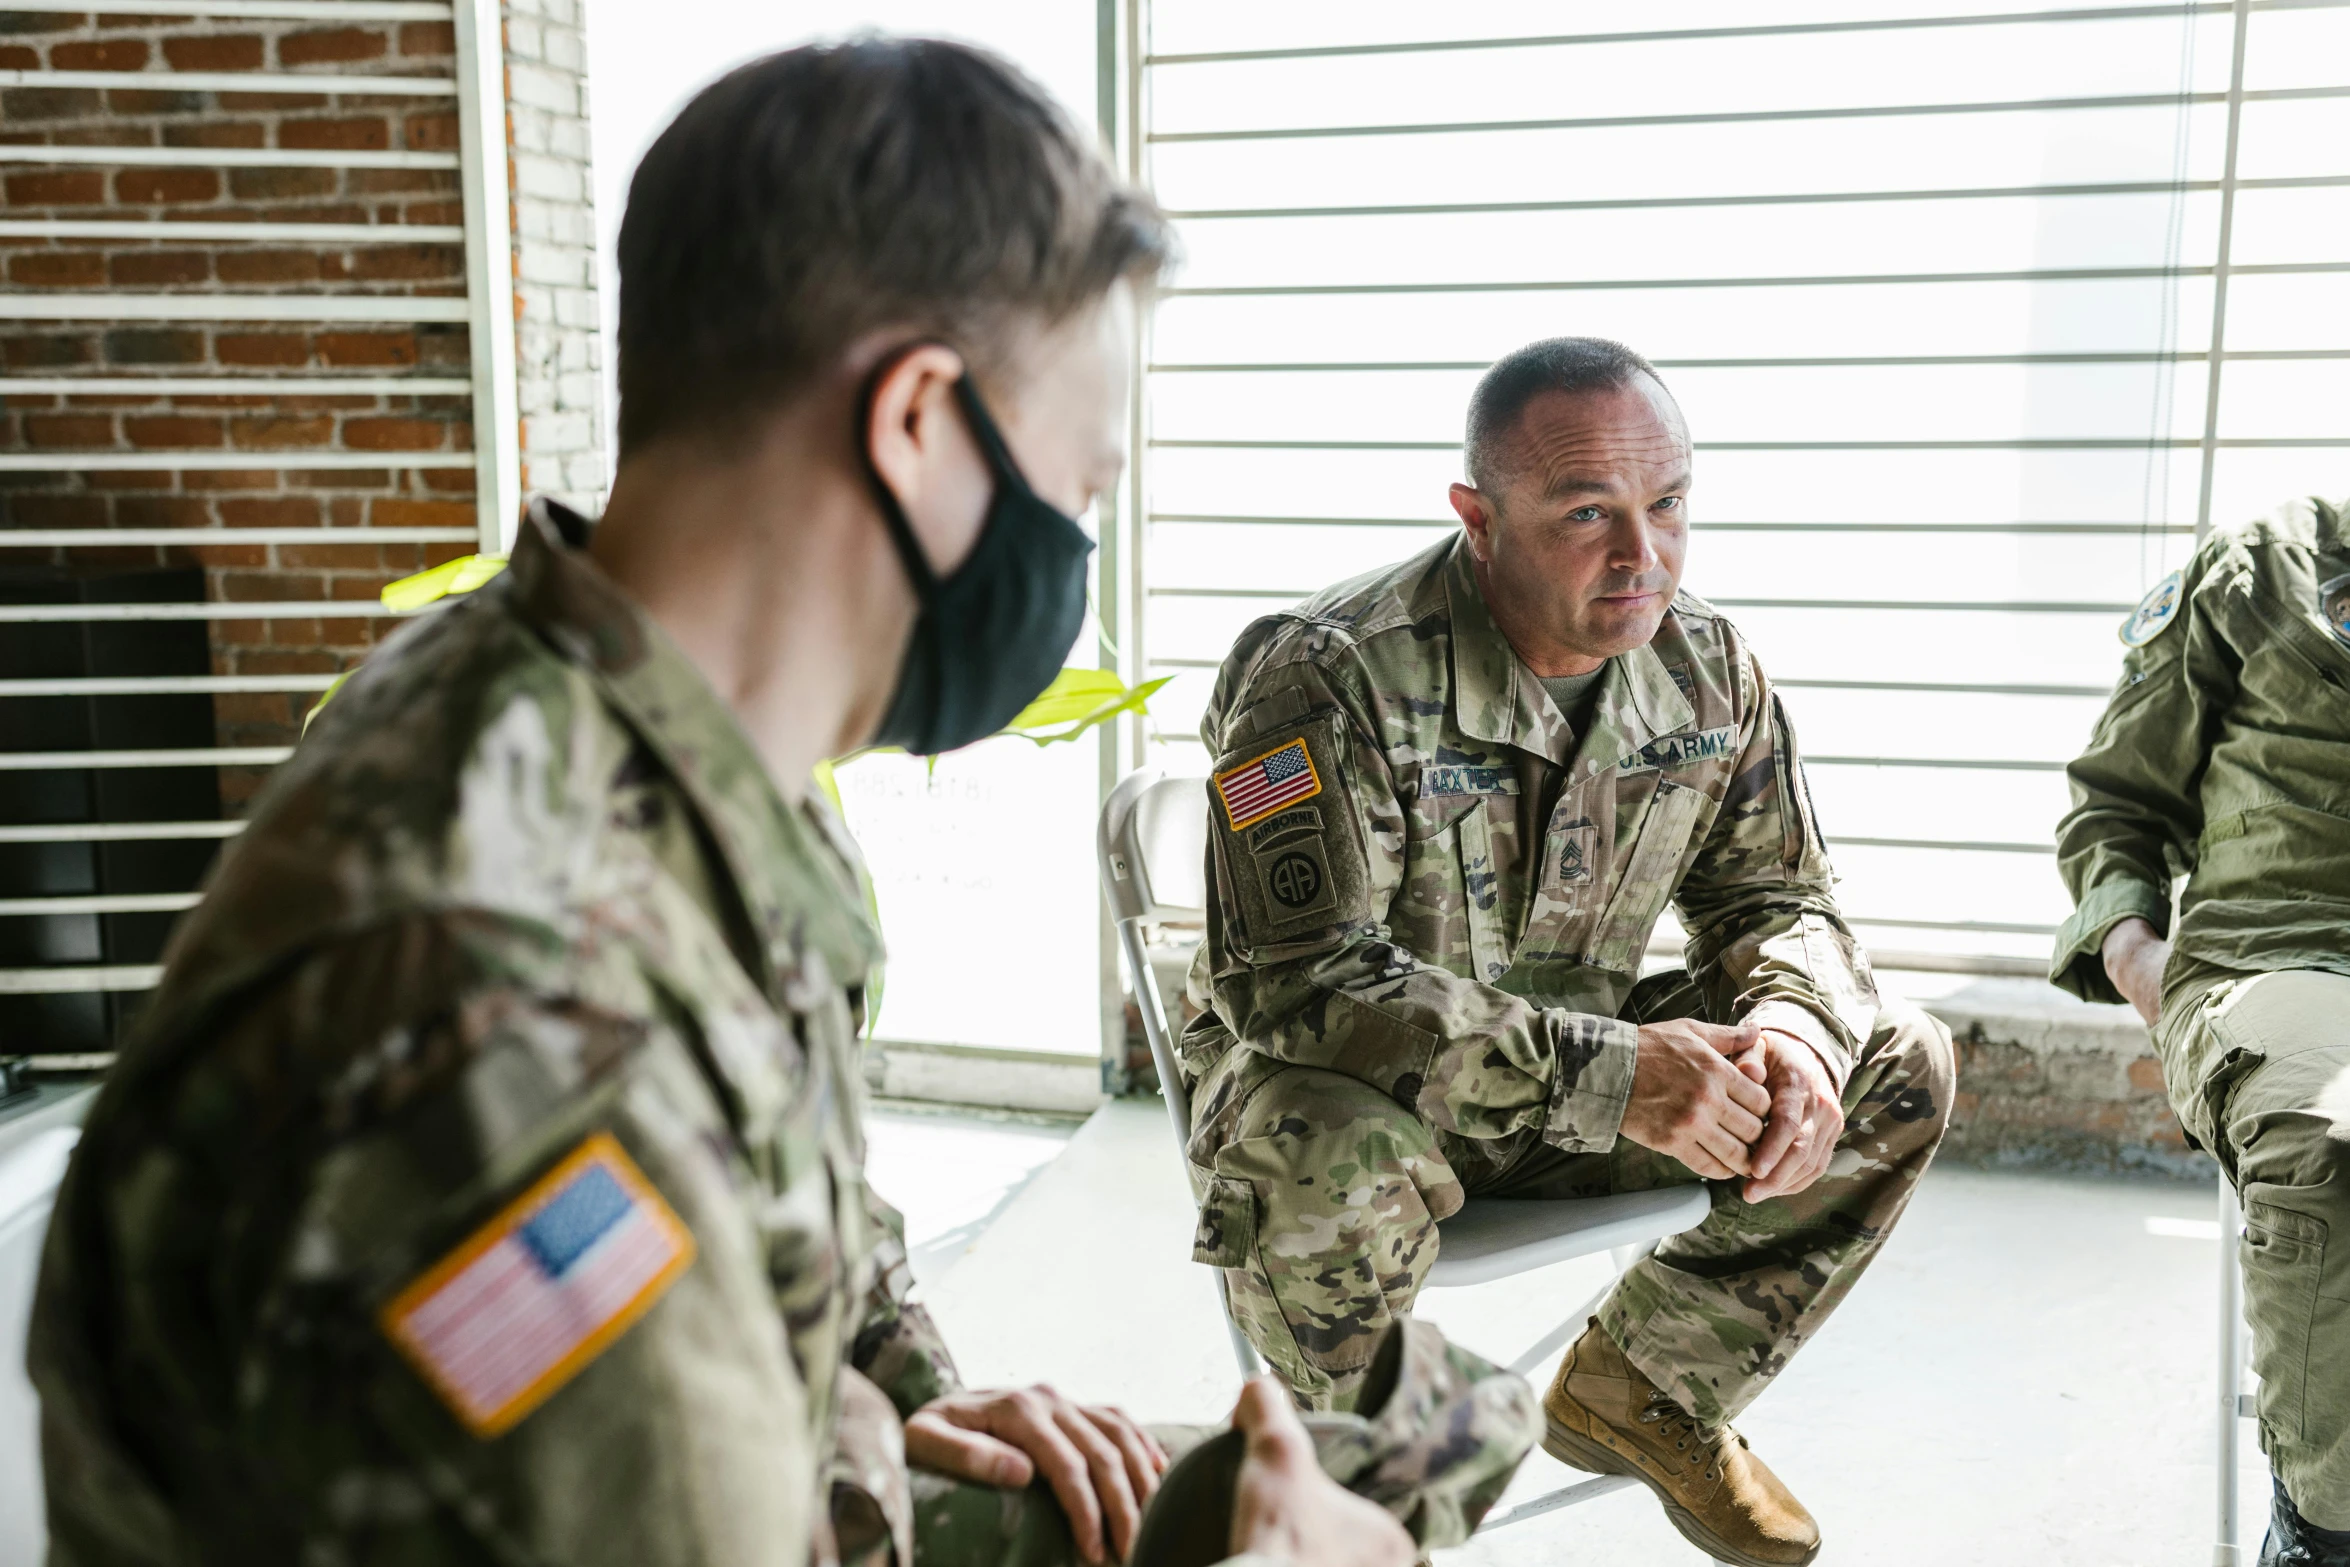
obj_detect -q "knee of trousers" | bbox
[1190,1061,1461,1391]
[2230,1127,2350,1529]
[1856,999,1957,1148]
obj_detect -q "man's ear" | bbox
[864,341,973,513]
[1449,482,1498,563]
[864,341,994,578]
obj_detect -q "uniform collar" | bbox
[1441,534,1695,769]
[504,498,882,995]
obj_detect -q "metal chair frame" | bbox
[2216,1175,2262,1567]
[1098,767,1716,1536]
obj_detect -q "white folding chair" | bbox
[1099,767,1715,1534]
[2216,1175,2260,1567]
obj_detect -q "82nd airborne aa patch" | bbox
[381,1132,695,1438]
[2119,570,2184,647]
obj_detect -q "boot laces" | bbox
[1637,1389,1728,1480]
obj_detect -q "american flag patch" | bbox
[1215,737,1324,830]
[381,1132,695,1438]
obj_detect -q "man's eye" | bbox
[1567,506,1605,523]
[1654,496,1684,513]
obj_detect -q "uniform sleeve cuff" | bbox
[1746,1000,1850,1093]
[1541,1014,1640,1153]
[2049,879,2171,1004]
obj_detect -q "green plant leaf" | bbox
[301,670,352,734]
[999,668,1174,746]
[380,552,508,613]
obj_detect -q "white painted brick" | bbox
[513,152,581,201]
[493,10,604,488]
[518,244,588,287]
[553,287,599,330]
[509,105,551,155]
[549,116,591,162]
[542,24,582,72]
[524,411,594,452]
[515,196,560,241]
[508,62,577,115]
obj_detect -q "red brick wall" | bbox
[0,7,482,810]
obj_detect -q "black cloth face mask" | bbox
[862,361,1097,756]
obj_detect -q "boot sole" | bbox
[1541,1415,1821,1567]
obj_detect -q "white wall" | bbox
[584,0,1110,1057]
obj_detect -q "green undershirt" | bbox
[1536,663,1609,739]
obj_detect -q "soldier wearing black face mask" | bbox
[27,36,1541,1567]
[861,364,1097,757]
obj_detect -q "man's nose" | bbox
[1608,514,1662,575]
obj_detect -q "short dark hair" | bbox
[1463,336,1670,492]
[616,38,1175,455]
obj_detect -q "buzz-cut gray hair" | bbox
[1463,336,1669,492]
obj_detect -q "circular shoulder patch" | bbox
[2119,570,2184,648]
[2320,572,2350,650]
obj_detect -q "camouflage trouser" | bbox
[2158,966,2350,1531]
[856,1318,1538,1565]
[1185,977,1953,1425]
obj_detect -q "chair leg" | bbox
[2216,1174,2245,1567]
[1505,1237,1659,1377]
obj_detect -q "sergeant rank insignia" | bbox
[2321,573,2350,650]
[1215,737,1323,830]
[381,1131,695,1437]
[2119,569,2183,647]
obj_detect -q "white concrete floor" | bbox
[867,1099,2271,1567]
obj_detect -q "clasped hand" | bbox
[906,1377,1413,1567]
[1618,1017,1843,1202]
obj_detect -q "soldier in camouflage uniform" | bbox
[29,41,1536,1567]
[1180,338,1954,1567]
[2053,495,2350,1566]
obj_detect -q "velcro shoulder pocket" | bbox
[1206,710,1370,955]
[1191,1175,1258,1269]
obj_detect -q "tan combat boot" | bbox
[1541,1319,1820,1567]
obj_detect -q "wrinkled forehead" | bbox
[1505,376,1691,501]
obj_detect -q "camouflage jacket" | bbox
[31,501,953,1567]
[2052,495,2350,1005]
[1180,535,1876,1167]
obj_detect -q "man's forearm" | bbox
[2100,915,2171,1026]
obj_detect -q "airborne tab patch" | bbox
[382,1132,694,1438]
[1215,737,1323,830]
[2120,570,2183,647]
[1613,725,1738,777]
[1245,805,1324,851]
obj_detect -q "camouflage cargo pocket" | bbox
[1193,1175,1258,1269]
